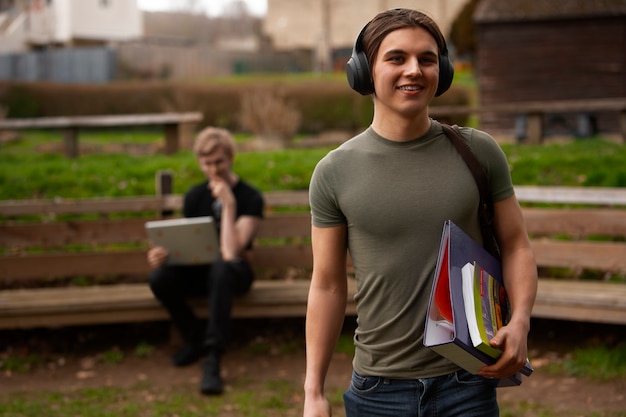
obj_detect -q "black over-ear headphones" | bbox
[346,19,455,97]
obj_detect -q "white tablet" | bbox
[145,216,220,265]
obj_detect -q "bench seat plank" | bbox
[0,280,358,329]
[1,279,622,329]
[533,279,626,324]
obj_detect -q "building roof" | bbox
[475,0,626,23]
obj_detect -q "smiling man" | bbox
[303,8,537,417]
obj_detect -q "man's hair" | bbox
[193,126,236,158]
[362,8,447,75]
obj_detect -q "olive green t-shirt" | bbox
[309,119,514,379]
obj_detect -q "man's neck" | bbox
[371,110,431,142]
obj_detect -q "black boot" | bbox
[171,343,205,367]
[171,321,206,367]
[200,351,223,395]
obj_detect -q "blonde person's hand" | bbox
[208,178,235,206]
[147,246,168,269]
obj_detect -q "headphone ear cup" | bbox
[346,50,374,95]
[435,53,454,97]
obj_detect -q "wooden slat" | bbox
[515,185,626,206]
[522,207,626,237]
[4,237,624,282]
[0,112,203,130]
[429,98,626,117]
[0,251,149,281]
[0,218,152,248]
[0,190,307,218]
[0,280,358,329]
[533,279,626,324]
[531,240,626,271]
[0,245,314,281]
[3,186,626,219]
[256,213,311,238]
[263,190,310,208]
[0,196,167,217]
[1,213,311,249]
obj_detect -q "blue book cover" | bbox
[424,220,533,387]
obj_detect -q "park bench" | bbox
[0,112,203,158]
[429,97,626,144]
[0,183,625,329]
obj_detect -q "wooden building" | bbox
[473,0,626,137]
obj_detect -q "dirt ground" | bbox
[1,317,625,416]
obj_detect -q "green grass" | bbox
[1,130,626,201]
[559,343,626,380]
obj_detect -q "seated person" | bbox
[147,126,264,395]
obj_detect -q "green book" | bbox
[462,261,511,359]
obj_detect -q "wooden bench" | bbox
[0,112,203,158]
[1,186,625,329]
[430,97,626,144]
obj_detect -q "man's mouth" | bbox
[398,85,422,91]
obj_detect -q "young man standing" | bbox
[304,8,537,417]
[148,127,264,395]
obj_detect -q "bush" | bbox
[0,78,471,133]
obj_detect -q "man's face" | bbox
[371,26,440,118]
[197,147,232,182]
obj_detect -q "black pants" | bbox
[148,259,254,352]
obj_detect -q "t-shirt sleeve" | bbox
[240,189,264,218]
[309,153,346,228]
[465,128,515,202]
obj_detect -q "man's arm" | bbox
[211,179,261,261]
[303,224,348,417]
[479,194,537,379]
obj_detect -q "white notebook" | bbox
[145,216,220,265]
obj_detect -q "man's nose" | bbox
[405,58,422,76]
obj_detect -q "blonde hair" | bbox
[193,127,236,158]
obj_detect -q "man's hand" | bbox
[303,395,332,417]
[147,246,168,269]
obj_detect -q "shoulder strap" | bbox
[441,123,500,258]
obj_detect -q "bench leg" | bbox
[163,124,179,155]
[526,113,543,145]
[63,127,79,158]
[619,109,626,145]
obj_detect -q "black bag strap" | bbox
[441,123,501,259]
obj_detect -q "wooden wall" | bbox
[475,16,625,135]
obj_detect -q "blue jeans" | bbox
[344,369,499,417]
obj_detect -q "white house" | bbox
[0,0,143,53]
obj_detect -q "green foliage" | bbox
[134,342,156,358]
[0,353,43,373]
[2,131,626,202]
[500,138,626,187]
[0,76,472,135]
[562,343,626,380]
[335,334,356,355]
[100,347,124,364]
